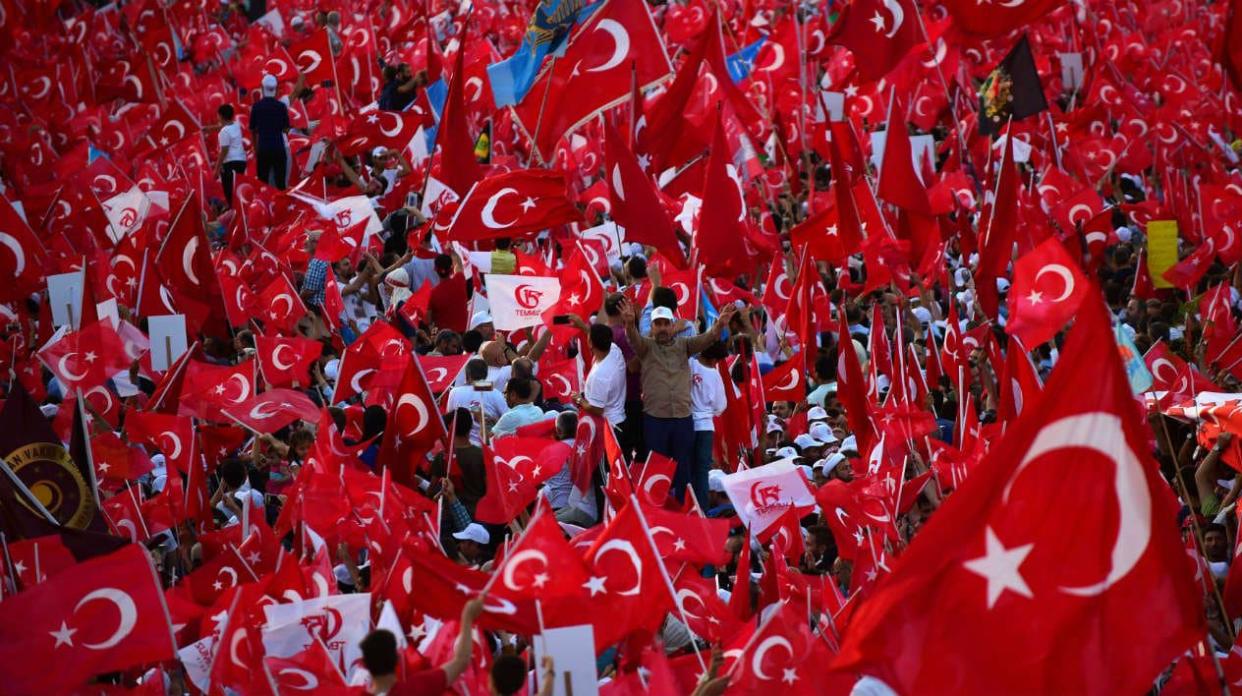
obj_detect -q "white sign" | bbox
[484,274,561,331]
[720,459,817,537]
[147,314,187,371]
[820,91,845,122]
[263,593,372,682]
[1059,52,1084,91]
[47,271,84,328]
[533,625,599,696]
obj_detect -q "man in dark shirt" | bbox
[378,63,426,112]
[249,74,291,189]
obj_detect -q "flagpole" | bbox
[0,533,16,597]
[627,494,708,673]
[528,55,561,167]
[0,459,58,524]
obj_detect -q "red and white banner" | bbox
[719,459,816,536]
[484,274,561,331]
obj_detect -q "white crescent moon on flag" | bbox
[481,188,519,229]
[182,236,201,285]
[1002,412,1151,597]
[750,636,794,682]
[73,589,137,650]
[595,539,643,596]
[271,344,296,371]
[881,0,904,37]
[0,233,27,275]
[397,394,429,437]
[1033,264,1076,303]
[502,549,549,592]
[588,19,629,73]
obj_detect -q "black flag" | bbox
[978,35,1049,136]
[0,383,106,532]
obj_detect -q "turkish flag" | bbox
[491,513,590,603]
[289,29,335,84]
[1005,237,1088,348]
[0,193,50,301]
[405,545,541,634]
[0,544,176,693]
[255,334,323,388]
[762,356,807,404]
[222,389,321,434]
[943,0,1067,36]
[547,243,605,320]
[378,356,447,481]
[38,320,130,393]
[640,505,731,565]
[180,359,257,421]
[255,273,308,334]
[604,122,686,267]
[155,197,215,298]
[1226,0,1242,95]
[145,99,200,149]
[828,0,924,81]
[876,98,932,215]
[475,444,541,525]
[264,638,348,692]
[538,357,581,402]
[418,354,469,393]
[730,600,818,693]
[634,452,677,508]
[673,571,741,643]
[445,169,582,243]
[312,217,368,264]
[573,502,674,647]
[831,296,1204,694]
[490,435,573,486]
[1143,341,1188,393]
[216,268,256,329]
[511,0,672,160]
[696,118,760,278]
[125,410,195,474]
[339,109,431,155]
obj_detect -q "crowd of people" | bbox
[2,0,1242,692]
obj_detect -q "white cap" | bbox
[766,418,785,434]
[469,311,493,330]
[452,523,490,545]
[996,277,1011,293]
[809,422,837,444]
[793,434,825,450]
[807,406,829,421]
[839,435,858,453]
[324,358,341,382]
[261,74,278,95]
[823,452,848,471]
[911,306,932,325]
[708,469,726,493]
[774,446,799,460]
[1115,226,1133,243]
[651,306,676,322]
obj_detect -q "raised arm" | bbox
[620,298,647,358]
[686,303,737,355]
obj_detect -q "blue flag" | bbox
[486,0,601,108]
[726,38,766,84]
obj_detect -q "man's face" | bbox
[398,65,412,81]
[337,258,353,277]
[1205,530,1229,562]
[478,323,495,341]
[459,540,481,562]
[772,402,792,419]
[652,317,674,342]
[439,336,461,354]
[833,461,854,482]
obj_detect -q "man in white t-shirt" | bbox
[575,324,626,426]
[688,341,728,506]
[444,358,509,444]
[213,104,248,206]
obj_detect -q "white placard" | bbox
[147,314,187,371]
[533,625,599,696]
[1059,52,1084,91]
[255,8,286,37]
[47,271,84,328]
[820,91,845,122]
[484,274,561,331]
[96,298,120,328]
[995,134,1033,163]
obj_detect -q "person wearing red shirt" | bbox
[358,596,485,695]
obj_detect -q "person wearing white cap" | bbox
[621,297,738,502]
[451,523,491,567]
[822,452,854,482]
[249,74,291,189]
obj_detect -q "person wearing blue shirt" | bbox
[249,75,291,189]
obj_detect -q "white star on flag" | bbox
[963,526,1035,609]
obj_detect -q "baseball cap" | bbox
[774,446,799,460]
[468,310,493,330]
[451,523,490,545]
[261,74,278,95]
[794,433,826,449]
[823,452,848,472]
[807,406,829,421]
[766,417,785,434]
[651,306,675,322]
[809,422,838,444]
[708,469,726,493]
[839,435,858,453]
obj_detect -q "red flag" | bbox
[125,410,195,473]
[155,197,214,297]
[877,98,932,215]
[0,544,176,693]
[511,0,672,160]
[731,600,818,692]
[604,121,685,267]
[673,571,741,643]
[634,452,677,508]
[762,356,807,404]
[289,29,336,83]
[538,357,581,402]
[255,334,323,388]
[435,25,482,197]
[475,445,540,524]
[255,273,308,334]
[445,170,582,243]
[1225,0,1242,92]
[1004,237,1088,348]
[38,320,130,393]
[490,513,590,601]
[641,505,731,565]
[378,356,448,482]
[831,295,1204,693]
[977,133,1020,318]
[943,0,1066,36]
[547,243,605,320]
[828,0,924,81]
[339,109,431,154]
[697,118,760,278]
[575,502,673,646]
[222,389,321,434]
[0,194,51,301]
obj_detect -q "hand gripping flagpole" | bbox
[628,494,709,673]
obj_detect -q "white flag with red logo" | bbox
[484,274,561,331]
[262,593,371,681]
[720,459,816,536]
